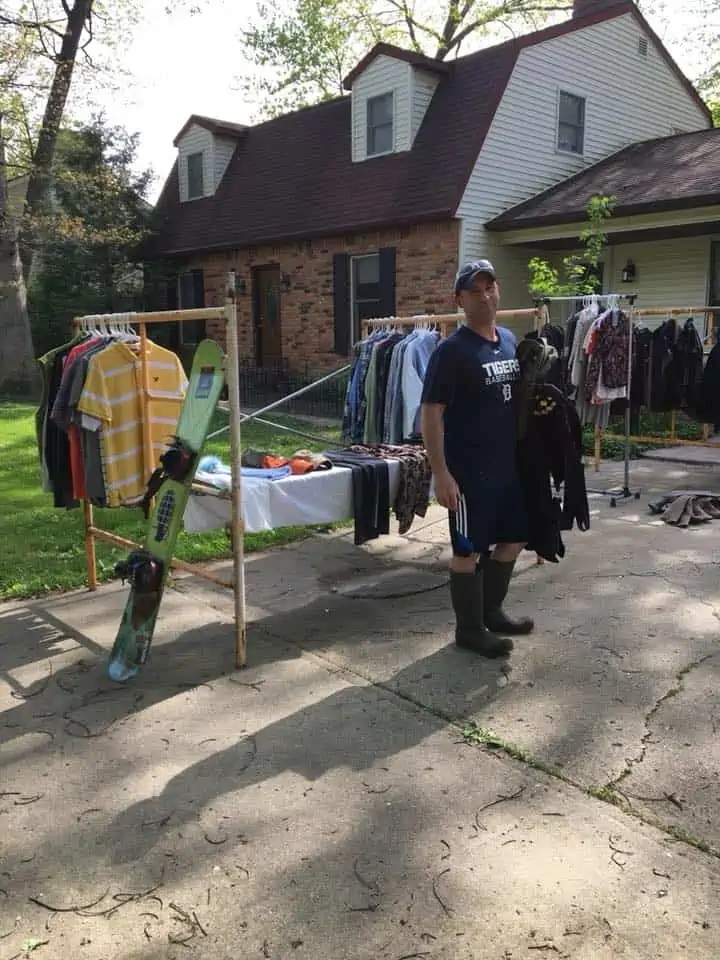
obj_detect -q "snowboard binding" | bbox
[141,437,197,518]
[115,550,165,593]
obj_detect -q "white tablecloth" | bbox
[184,460,402,534]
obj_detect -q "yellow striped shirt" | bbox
[77,341,189,507]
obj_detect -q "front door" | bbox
[252,265,282,366]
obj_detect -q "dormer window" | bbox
[187,151,205,199]
[367,93,394,157]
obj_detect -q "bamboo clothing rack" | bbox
[360,307,541,339]
[72,288,248,668]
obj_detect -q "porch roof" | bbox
[486,128,720,232]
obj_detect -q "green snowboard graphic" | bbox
[108,339,226,682]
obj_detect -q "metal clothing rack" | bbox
[536,293,641,508]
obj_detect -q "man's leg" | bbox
[481,479,534,635]
[448,493,513,658]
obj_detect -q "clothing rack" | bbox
[72,282,248,668]
[582,305,719,472]
[360,307,541,341]
[536,293,641,507]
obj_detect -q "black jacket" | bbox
[516,381,590,563]
[695,341,720,428]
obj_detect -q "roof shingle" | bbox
[486,128,720,230]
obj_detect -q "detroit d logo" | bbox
[502,383,513,403]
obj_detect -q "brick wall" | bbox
[175,218,460,370]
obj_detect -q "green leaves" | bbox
[528,194,615,299]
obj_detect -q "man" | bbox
[420,260,532,658]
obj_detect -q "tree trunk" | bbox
[21,0,94,280]
[0,115,39,398]
[0,0,93,394]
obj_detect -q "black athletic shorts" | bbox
[448,476,528,557]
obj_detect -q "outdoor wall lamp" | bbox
[621,260,637,283]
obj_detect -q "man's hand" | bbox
[434,469,460,511]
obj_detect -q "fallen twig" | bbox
[440,839,451,860]
[477,785,526,814]
[228,677,265,692]
[14,795,43,806]
[62,714,108,739]
[432,868,452,916]
[29,888,110,913]
[0,919,19,939]
[203,831,227,845]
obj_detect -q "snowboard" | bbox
[107,339,226,682]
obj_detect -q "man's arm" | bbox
[420,402,448,477]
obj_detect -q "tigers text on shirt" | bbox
[77,340,189,507]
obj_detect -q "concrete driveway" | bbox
[1,457,718,959]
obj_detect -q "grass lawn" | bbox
[0,402,342,601]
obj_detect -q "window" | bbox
[177,269,206,345]
[186,151,204,200]
[351,254,382,334]
[366,93,394,157]
[557,91,585,155]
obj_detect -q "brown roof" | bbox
[149,1,710,257]
[486,128,720,230]
[172,114,249,147]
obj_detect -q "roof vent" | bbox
[638,37,648,57]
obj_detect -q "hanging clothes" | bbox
[585,308,631,404]
[38,328,188,509]
[565,302,611,430]
[695,340,720,429]
[342,326,440,445]
[349,443,432,535]
[515,335,590,563]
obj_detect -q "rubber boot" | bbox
[449,570,513,658]
[480,557,534,635]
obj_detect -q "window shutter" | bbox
[332,253,351,356]
[166,275,178,310]
[378,246,397,318]
[191,268,205,307]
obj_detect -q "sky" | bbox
[77,0,711,203]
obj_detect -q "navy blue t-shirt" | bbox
[420,324,520,484]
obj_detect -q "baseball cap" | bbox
[454,259,497,293]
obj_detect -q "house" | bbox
[146,0,715,371]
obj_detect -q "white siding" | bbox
[351,55,412,161]
[457,12,710,309]
[410,69,439,144]
[213,135,236,189]
[604,237,713,316]
[176,123,214,201]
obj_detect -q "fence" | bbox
[235,358,350,421]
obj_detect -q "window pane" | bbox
[187,152,204,198]
[368,93,392,125]
[370,122,393,155]
[559,91,584,126]
[356,299,382,321]
[354,254,379,285]
[558,122,582,153]
[178,273,195,306]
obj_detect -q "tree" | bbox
[0,0,203,395]
[28,117,153,358]
[240,0,573,118]
[0,0,96,395]
[240,0,720,120]
[527,194,615,299]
